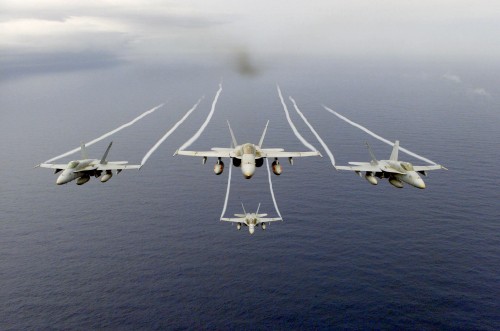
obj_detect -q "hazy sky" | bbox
[1,0,499,75]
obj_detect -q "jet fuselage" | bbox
[238,143,257,179]
[380,160,426,189]
[241,214,259,234]
[56,159,94,185]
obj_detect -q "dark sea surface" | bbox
[0,59,499,330]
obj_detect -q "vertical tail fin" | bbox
[365,142,378,163]
[81,142,89,159]
[100,142,113,164]
[390,140,399,161]
[241,202,247,215]
[227,121,238,147]
[256,203,261,214]
[258,120,269,147]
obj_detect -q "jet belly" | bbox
[241,153,256,179]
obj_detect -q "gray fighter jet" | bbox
[335,141,447,189]
[174,121,321,179]
[37,142,141,185]
[221,203,282,234]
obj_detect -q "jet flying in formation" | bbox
[335,141,447,189]
[221,203,282,234]
[175,121,321,179]
[37,142,141,185]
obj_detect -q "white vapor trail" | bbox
[220,161,232,219]
[266,158,283,220]
[276,85,317,152]
[44,103,164,163]
[323,105,437,165]
[141,98,203,166]
[289,96,336,166]
[179,84,222,151]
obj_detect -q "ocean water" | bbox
[0,59,499,330]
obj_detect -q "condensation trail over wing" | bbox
[276,85,318,152]
[179,84,222,151]
[220,161,232,219]
[289,96,336,166]
[266,158,283,219]
[323,105,437,165]
[141,97,203,166]
[43,103,164,163]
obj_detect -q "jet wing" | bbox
[335,163,381,172]
[257,217,282,223]
[37,163,68,170]
[220,218,246,223]
[336,163,404,174]
[175,150,235,157]
[413,165,447,171]
[260,149,321,158]
[96,164,141,171]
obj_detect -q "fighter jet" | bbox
[335,141,447,189]
[221,203,282,234]
[174,121,321,179]
[37,142,141,185]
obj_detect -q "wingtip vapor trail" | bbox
[289,96,336,166]
[140,97,203,166]
[266,158,283,220]
[323,105,438,165]
[276,85,318,153]
[220,160,232,219]
[43,103,165,164]
[179,84,222,151]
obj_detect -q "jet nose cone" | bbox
[249,227,255,235]
[416,179,426,189]
[242,165,254,179]
[56,176,65,185]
